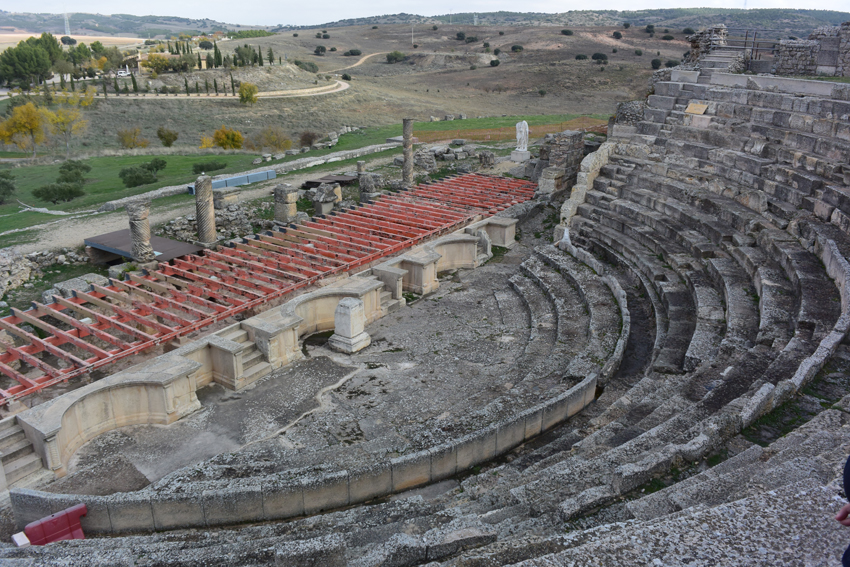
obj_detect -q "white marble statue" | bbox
[516,121,529,152]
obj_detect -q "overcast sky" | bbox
[4,1,848,27]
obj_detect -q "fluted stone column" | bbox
[194,175,216,244]
[126,201,155,263]
[402,118,414,186]
[274,185,299,224]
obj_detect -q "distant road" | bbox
[328,52,388,73]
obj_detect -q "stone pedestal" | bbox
[126,201,156,263]
[356,160,366,173]
[329,298,371,354]
[194,175,217,245]
[510,150,531,162]
[274,185,300,224]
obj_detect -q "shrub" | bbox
[683,27,695,34]
[483,42,489,48]
[624,22,631,29]
[156,127,179,147]
[199,40,213,49]
[330,47,337,51]
[117,127,149,149]
[575,54,588,60]
[613,31,622,39]
[346,49,362,56]
[470,65,477,70]
[322,34,330,39]
[456,32,465,41]
[645,25,655,33]
[0,170,16,204]
[662,35,675,41]
[192,160,227,175]
[561,29,573,36]
[314,45,326,56]
[538,89,546,96]
[499,31,504,35]
[315,32,322,38]
[613,48,618,53]
[293,33,298,37]
[32,183,85,203]
[372,25,378,29]
[432,25,438,30]
[413,44,418,49]
[144,158,167,173]
[293,60,319,73]
[635,49,643,56]
[251,125,292,152]
[511,45,523,52]
[386,51,406,64]
[591,52,608,61]
[118,167,155,188]
[299,131,321,147]
[465,36,478,43]
[493,48,501,55]
[239,82,258,105]
[213,126,243,149]
[665,59,680,68]
[490,59,500,67]
[57,161,91,185]
[651,58,662,69]
[342,73,351,80]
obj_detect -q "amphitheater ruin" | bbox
[0,23,849,565]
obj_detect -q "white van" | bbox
[116,70,131,77]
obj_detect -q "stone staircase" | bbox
[0,417,42,487]
[217,327,272,387]
[696,47,741,84]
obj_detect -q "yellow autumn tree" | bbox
[238,82,258,105]
[141,53,170,75]
[212,126,243,149]
[199,135,215,149]
[49,87,96,157]
[0,102,50,157]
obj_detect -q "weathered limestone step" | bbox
[4,453,43,485]
[705,257,760,350]
[241,361,272,385]
[242,347,264,369]
[219,328,248,343]
[0,423,26,450]
[508,274,559,373]
[0,438,33,465]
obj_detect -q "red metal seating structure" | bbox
[0,174,536,405]
[24,503,87,545]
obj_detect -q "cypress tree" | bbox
[197,53,202,69]
[131,73,138,92]
[70,76,75,91]
[60,74,66,89]
[204,79,209,94]
[230,73,235,95]
[258,46,263,66]
[113,77,119,95]
[195,81,200,94]
[214,42,222,67]
[214,78,218,94]
[184,76,190,96]
[267,47,274,65]
[102,78,107,98]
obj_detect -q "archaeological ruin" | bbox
[1,23,850,565]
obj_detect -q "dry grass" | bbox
[0,33,143,52]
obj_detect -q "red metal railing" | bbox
[0,174,536,405]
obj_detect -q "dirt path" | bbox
[10,155,398,255]
[329,52,388,73]
[74,81,350,103]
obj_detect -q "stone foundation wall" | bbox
[775,21,850,77]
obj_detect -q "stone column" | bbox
[126,201,155,263]
[402,118,414,186]
[194,175,216,245]
[274,184,299,224]
[356,160,366,173]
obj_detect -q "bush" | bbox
[57,161,91,186]
[199,40,213,50]
[490,59,500,67]
[493,48,501,55]
[117,127,149,149]
[483,42,489,48]
[342,73,351,80]
[613,48,618,53]
[144,158,167,173]
[299,131,321,147]
[346,49,362,56]
[239,82,258,105]
[470,65,477,70]
[538,89,546,96]
[372,25,378,29]
[613,31,622,39]
[511,45,523,52]
[635,49,643,56]
[591,52,608,61]
[651,58,662,69]
[623,22,631,29]
[456,32,465,41]
[386,51,406,64]
[561,29,573,35]
[251,126,292,152]
[292,33,298,37]
[213,126,243,149]
[322,33,330,39]
[645,25,655,33]
[314,45,326,56]
[0,170,16,204]
[32,183,85,203]
[665,59,680,68]
[192,160,227,175]
[315,32,322,38]
[499,31,504,35]
[432,25,438,30]
[118,167,157,188]
[156,127,179,147]
[683,27,695,34]
[293,60,318,73]
[330,47,337,51]
[465,36,478,43]
[662,35,675,41]
[575,54,588,60]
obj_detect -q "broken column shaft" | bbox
[274,184,300,224]
[126,201,156,263]
[194,175,216,244]
[402,118,414,186]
